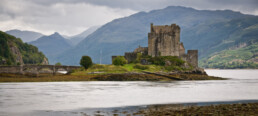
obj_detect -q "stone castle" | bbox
[112,23,198,67]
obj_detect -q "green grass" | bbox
[72,64,129,75]
[123,64,163,72]
[71,63,194,76]
[122,64,137,71]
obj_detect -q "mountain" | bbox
[0,31,48,65]
[6,29,44,42]
[199,42,258,68]
[184,16,258,68]
[54,6,257,67]
[30,32,73,64]
[69,26,100,45]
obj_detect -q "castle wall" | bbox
[124,52,137,63]
[187,50,198,68]
[148,23,180,57]
[133,46,148,55]
[179,42,185,56]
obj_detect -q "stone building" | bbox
[112,23,198,67]
[148,23,181,57]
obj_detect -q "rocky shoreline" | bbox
[0,70,224,82]
[26,101,258,116]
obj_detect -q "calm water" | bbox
[0,69,257,115]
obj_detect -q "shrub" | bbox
[80,56,93,69]
[55,62,62,66]
[148,56,185,66]
[133,64,149,70]
[112,56,127,66]
[164,66,182,71]
[90,64,105,69]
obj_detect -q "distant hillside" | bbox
[6,29,44,42]
[30,32,73,64]
[69,26,100,45]
[0,31,48,65]
[189,17,258,68]
[200,42,258,69]
[54,6,258,67]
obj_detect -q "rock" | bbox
[193,68,207,75]
[9,45,24,65]
[165,60,171,66]
[140,59,150,65]
[41,57,49,65]
[0,58,7,65]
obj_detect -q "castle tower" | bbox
[148,23,181,57]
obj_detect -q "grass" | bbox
[72,64,129,75]
[71,64,162,75]
[71,64,164,76]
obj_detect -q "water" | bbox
[0,69,257,115]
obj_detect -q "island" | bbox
[0,24,224,82]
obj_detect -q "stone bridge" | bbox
[0,65,81,75]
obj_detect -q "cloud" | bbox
[79,0,258,15]
[0,0,136,36]
[0,0,257,36]
[28,0,258,15]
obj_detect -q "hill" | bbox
[200,42,258,69]
[30,32,73,64]
[6,29,44,42]
[51,6,257,69]
[0,31,48,65]
[69,26,100,45]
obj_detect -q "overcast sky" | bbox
[0,0,258,36]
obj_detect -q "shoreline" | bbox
[0,72,224,82]
[26,100,258,116]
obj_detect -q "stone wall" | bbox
[0,66,23,74]
[124,52,137,63]
[187,50,198,68]
[0,65,81,74]
[179,42,185,56]
[148,23,181,57]
[133,46,148,55]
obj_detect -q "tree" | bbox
[80,56,93,69]
[55,62,62,66]
[112,56,127,66]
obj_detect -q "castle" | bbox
[112,23,198,67]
